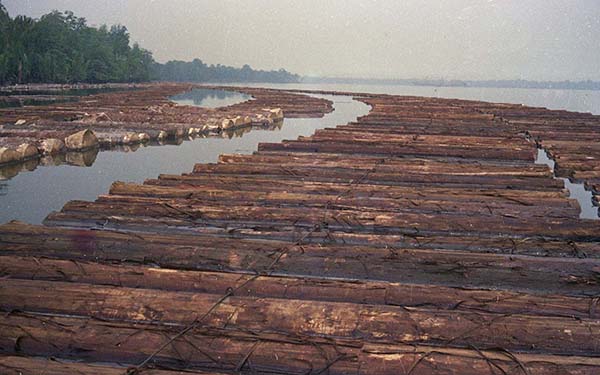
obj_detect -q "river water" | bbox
[1,83,599,223]
[0,93,369,224]
[535,148,599,220]
[169,88,252,108]
[229,82,600,115]
[237,83,600,220]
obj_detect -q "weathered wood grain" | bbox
[2,255,598,319]
[2,88,600,374]
[1,314,599,375]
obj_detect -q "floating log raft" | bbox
[1,89,600,374]
[478,106,600,205]
[0,83,333,172]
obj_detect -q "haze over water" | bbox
[5,1,600,82]
[233,82,600,115]
[3,1,600,221]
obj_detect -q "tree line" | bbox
[0,4,154,84]
[154,59,299,84]
[0,4,299,85]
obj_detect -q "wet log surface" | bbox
[1,88,600,374]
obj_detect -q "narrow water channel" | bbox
[0,94,370,224]
[535,148,599,219]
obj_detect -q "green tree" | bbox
[0,5,156,84]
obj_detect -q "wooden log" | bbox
[47,198,600,240]
[148,174,571,204]
[0,355,226,375]
[4,220,600,259]
[0,83,334,158]
[5,87,600,371]
[306,131,532,149]
[218,152,552,177]
[2,227,600,295]
[2,314,599,375]
[190,163,562,191]
[1,279,599,356]
[1,255,598,319]
[104,185,580,219]
[258,140,536,162]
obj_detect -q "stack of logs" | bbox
[0,83,333,169]
[473,103,600,206]
[1,90,600,374]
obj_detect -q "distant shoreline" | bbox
[301,77,600,91]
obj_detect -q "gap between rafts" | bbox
[535,147,599,219]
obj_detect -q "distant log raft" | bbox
[481,105,600,206]
[0,83,333,172]
[1,88,600,374]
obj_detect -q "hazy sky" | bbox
[4,0,600,80]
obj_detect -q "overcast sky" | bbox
[4,0,600,81]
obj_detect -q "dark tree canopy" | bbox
[0,4,155,84]
[153,58,300,83]
[0,4,299,85]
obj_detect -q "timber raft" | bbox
[0,83,333,176]
[1,87,600,374]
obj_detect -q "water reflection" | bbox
[0,94,368,224]
[0,120,284,182]
[0,149,99,180]
[535,148,598,219]
[170,88,252,108]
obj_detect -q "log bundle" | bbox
[0,83,333,170]
[471,104,600,206]
[1,90,600,374]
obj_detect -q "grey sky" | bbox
[4,0,600,80]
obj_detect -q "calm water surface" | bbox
[535,148,598,220]
[229,83,600,115]
[169,88,251,108]
[235,83,600,219]
[0,93,368,224]
[2,83,599,223]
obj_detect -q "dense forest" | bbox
[0,4,299,85]
[154,59,299,83]
[0,4,154,84]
